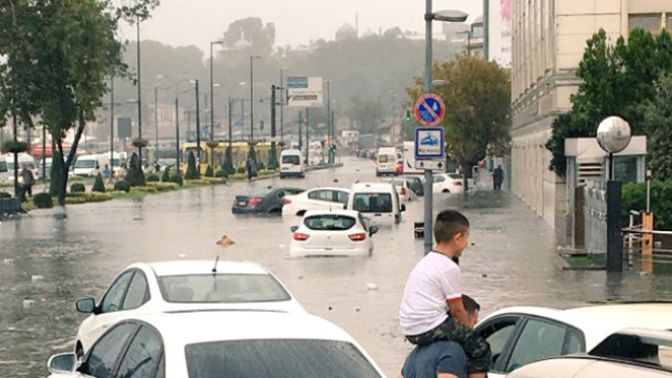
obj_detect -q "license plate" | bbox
[238,201,247,207]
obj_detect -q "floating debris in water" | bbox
[367,282,378,291]
[31,275,44,282]
[22,299,36,309]
[216,235,235,247]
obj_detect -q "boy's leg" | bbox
[434,318,491,373]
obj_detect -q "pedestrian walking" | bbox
[493,165,504,191]
[20,166,35,201]
[399,210,492,377]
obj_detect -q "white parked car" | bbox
[476,304,672,377]
[433,172,465,194]
[506,328,672,378]
[289,210,378,257]
[47,311,386,378]
[389,177,417,202]
[73,260,304,358]
[282,187,350,217]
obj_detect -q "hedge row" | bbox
[621,181,672,230]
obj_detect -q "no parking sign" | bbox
[414,93,446,126]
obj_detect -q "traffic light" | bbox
[405,110,412,122]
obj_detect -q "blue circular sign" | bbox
[414,93,446,126]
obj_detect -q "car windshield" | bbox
[75,159,96,168]
[185,339,382,378]
[352,193,392,213]
[157,274,291,303]
[282,155,300,165]
[304,214,356,231]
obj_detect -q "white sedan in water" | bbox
[289,210,378,257]
[47,311,386,378]
[73,260,304,358]
[281,187,350,217]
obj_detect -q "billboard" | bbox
[287,76,323,108]
[488,0,512,68]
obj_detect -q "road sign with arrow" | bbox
[414,159,445,171]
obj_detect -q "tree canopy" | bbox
[406,56,511,172]
[545,28,672,177]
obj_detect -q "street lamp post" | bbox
[325,79,334,164]
[136,16,144,163]
[249,56,261,143]
[194,79,201,170]
[110,75,115,178]
[157,75,197,175]
[422,3,468,255]
[280,68,289,143]
[210,40,224,142]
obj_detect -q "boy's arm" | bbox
[447,297,470,327]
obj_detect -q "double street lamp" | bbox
[249,55,261,143]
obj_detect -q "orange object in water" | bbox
[642,212,654,257]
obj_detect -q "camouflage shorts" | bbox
[406,317,492,373]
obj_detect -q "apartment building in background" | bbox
[510,0,672,240]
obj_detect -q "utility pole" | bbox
[228,98,233,148]
[194,79,201,169]
[483,0,489,60]
[175,96,180,174]
[136,16,143,163]
[280,69,285,143]
[305,108,310,165]
[110,75,115,174]
[298,111,303,151]
[154,86,159,163]
[269,84,278,169]
[423,0,434,255]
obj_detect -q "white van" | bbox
[347,182,405,225]
[376,147,398,176]
[280,149,305,179]
[73,154,109,177]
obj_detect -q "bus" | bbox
[181,141,278,174]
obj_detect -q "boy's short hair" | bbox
[434,210,470,243]
[462,294,480,314]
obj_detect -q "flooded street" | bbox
[2,156,672,377]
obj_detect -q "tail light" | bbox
[281,198,291,205]
[453,181,462,186]
[400,187,407,195]
[348,233,367,241]
[293,233,310,241]
[249,197,261,207]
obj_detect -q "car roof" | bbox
[132,311,356,345]
[281,149,302,154]
[303,209,360,217]
[482,304,672,350]
[303,187,350,192]
[351,182,395,192]
[142,260,271,277]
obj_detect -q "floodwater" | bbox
[2,156,671,377]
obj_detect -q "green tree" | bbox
[185,151,199,180]
[222,17,276,56]
[126,153,146,186]
[641,73,672,180]
[222,146,234,175]
[92,172,106,192]
[546,28,672,177]
[406,56,511,191]
[0,0,158,205]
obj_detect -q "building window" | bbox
[629,14,661,34]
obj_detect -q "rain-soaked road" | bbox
[2,156,672,377]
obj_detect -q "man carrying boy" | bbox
[399,210,491,377]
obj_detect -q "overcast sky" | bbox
[118,0,482,54]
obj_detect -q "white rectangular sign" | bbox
[287,76,323,108]
[414,159,445,171]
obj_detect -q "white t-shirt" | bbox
[399,251,462,336]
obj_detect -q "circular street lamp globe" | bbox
[596,116,632,154]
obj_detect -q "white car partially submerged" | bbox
[289,209,378,257]
[281,187,350,216]
[476,303,672,377]
[389,177,417,202]
[73,260,303,358]
[48,311,386,378]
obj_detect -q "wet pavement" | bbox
[2,156,672,377]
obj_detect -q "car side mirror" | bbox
[47,352,76,374]
[401,204,406,212]
[76,297,96,314]
[290,226,299,233]
[369,226,379,236]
